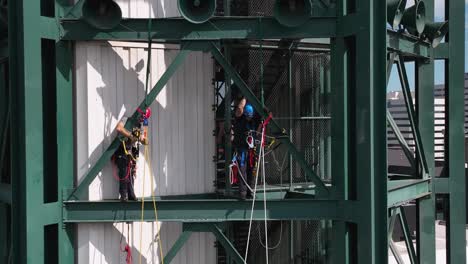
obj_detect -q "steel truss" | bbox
[0,0,465,263]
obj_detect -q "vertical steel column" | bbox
[9,0,45,262]
[9,1,75,263]
[330,0,350,261]
[415,0,436,256]
[354,0,387,263]
[288,48,294,190]
[55,39,75,263]
[445,0,466,263]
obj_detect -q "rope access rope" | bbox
[145,144,165,264]
[244,122,268,264]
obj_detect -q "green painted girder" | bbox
[433,177,449,194]
[386,110,417,169]
[387,30,432,58]
[60,17,337,41]
[63,197,355,223]
[0,183,10,204]
[163,231,192,264]
[387,30,431,58]
[396,54,429,175]
[387,179,431,207]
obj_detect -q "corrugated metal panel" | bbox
[75,42,216,264]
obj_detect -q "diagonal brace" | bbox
[210,42,329,196]
[387,111,416,169]
[386,52,416,169]
[209,224,245,264]
[68,48,191,200]
[163,231,192,264]
[397,207,417,264]
[396,54,429,175]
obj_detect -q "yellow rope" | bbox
[122,140,137,161]
[145,145,165,264]
[138,124,164,264]
[139,147,146,264]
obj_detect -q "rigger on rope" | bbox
[137,17,165,264]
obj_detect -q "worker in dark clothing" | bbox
[113,109,150,201]
[232,98,261,199]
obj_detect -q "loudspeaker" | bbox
[401,1,426,35]
[423,21,449,48]
[387,0,407,28]
[274,0,312,27]
[82,0,122,30]
[178,0,216,24]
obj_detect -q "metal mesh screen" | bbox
[217,0,337,16]
[217,220,330,264]
[231,45,331,185]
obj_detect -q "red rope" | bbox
[120,244,133,264]
[112,156,132,182]
[124,245,133,264]
[262,114,273,146]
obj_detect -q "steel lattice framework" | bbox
[0,0,466,263]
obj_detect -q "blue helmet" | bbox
[244,104,254,118]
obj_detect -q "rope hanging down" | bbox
[138,17,165,264]
[244,117,272,264]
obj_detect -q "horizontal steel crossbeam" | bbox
[63,196,354,223]
[387,179,431,207]
[60,17,337,41]
[387,30,430,58]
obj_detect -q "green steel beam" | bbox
[389,241,405,264]
[388,208,405,264]
[60,17,337,41]
[397,207,417,264]
[434,43,449,59]
[9,0,47,262]
[415,5,436,256]
[68,48,190,200]
[446,0,466,262]
[210,43,329,196]
[433,177,449,194]
[0,204,7,263]
[0,184,10,204]
[182,223,245,264]
[386,111,417,169]
[329,4,350,260]
[162,231,192,264]
[63,198,355,223]
[209,224,245,264]
[387,180,431,207]
[55,39,75,264]
[396,54,429,175]
[353,0,388,263]
[387,30,430,58]
[388,208,398,240]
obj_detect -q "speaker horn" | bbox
[401,1,426,35]
[423,21,448,48]
[274,0,312,27]
[387,0,407,28]
[82,0,122,30]
[178,0,216,24]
